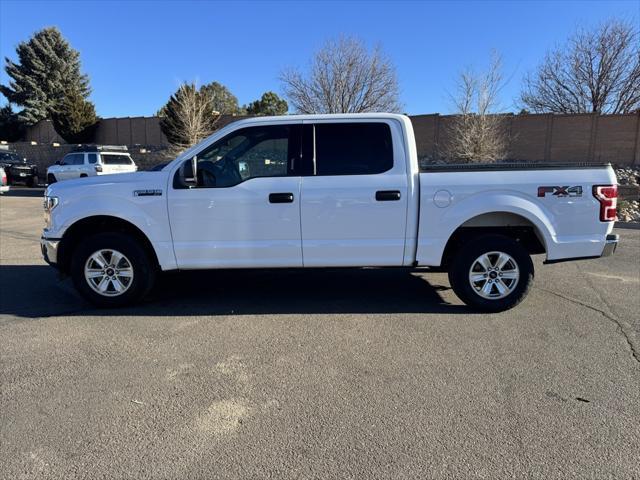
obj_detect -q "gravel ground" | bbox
[1,191,639,480]
[616,167,640,222]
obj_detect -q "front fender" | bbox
[47,193,177,270]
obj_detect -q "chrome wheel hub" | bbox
[84,249,134,297]
[468,251,519,300]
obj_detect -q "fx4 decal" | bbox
[537,186,583,198]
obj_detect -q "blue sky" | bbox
[1,0,637,117]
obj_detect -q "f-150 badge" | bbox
[133,189,163,197]
[537,186,582,197]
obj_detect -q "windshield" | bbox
[0,152,20,162]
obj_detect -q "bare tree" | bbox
[280,36,401,114]
[159,82,221,148]
[442,52,509,163]
[521,19,640,114]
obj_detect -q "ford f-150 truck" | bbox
[41,114,619,311]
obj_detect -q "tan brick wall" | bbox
[409,112,639,165]
[510,114,549,161]
[592,114,639,164]
[549,115,593,162]
[13,113,640,166]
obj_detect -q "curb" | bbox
[615,222,640,230]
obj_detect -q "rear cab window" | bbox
[312,123,393,175]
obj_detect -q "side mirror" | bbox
[183,156,198,188]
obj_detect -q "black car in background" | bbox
[0,150,38,187]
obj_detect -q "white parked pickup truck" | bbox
[41,114,619,311]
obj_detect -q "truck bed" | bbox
[420,162,612,172]
[415,163,617,266]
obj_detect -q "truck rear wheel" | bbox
[448,234,534,312]
[70,232,156,307]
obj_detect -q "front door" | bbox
[300,121,409,267]
[168,123,305,269]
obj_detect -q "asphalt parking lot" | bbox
[1,188,639,480]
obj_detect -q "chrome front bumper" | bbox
[601,234,619,258]
[41,237,60,265]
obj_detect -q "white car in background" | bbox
[46,146,137,184]
[0,166,9,194]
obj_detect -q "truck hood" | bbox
[47,171,167,196]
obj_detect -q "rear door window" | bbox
[63,153,85,165]
[87,153,98,164]
[101,154,133,165]
[313,123,393,175]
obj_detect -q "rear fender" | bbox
[418,192,556,266]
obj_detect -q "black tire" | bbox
[26,176,35,187]
[448,234,534,312]
[71,232,156,308]
[47,174,57,184]
[80,173,88,178]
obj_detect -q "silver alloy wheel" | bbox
[84,249,134,297]
[468,251,519,300]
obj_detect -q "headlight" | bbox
[44,195,59,212]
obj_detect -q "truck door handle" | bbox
[269,192,294,203]
[375,190,401,201]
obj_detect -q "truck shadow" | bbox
[1,187,45,198]
[1,265,476,319]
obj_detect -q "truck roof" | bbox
[228,113,409,124]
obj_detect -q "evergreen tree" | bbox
[50,89,97,143]
[200,82,242,114]
[0,105,25,142]
[0,27,91,125]
[245,91,288,116]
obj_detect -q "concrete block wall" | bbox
[10,112,640,168]
[409,112,640,165]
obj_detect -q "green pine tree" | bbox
[50,89,97,143]
[200,82,242,115]
[0,27,91,125]
[0,104,25,142]
[245,91,288,116]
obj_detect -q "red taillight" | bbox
[592,185,618,222]
[1,174,6,185]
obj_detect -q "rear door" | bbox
[300,120,409,267]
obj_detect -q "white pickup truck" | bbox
[41,114,619,311]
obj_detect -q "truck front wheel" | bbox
[70,232,156,307]
[448,234,534,312]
